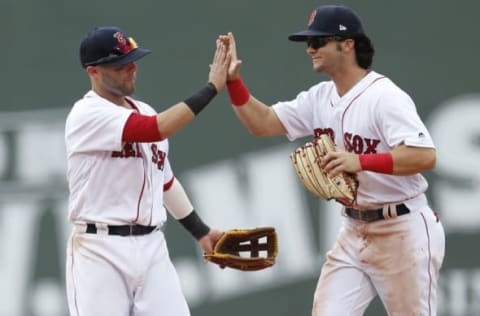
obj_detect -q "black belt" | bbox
[86,223,158,236]
[345,203,410,222]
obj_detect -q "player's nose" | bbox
[306,46,318,55]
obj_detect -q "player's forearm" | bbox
[232,97,264,135]
[227,77,286,137]
[156,82,218,139]
[232,96,285,136]
[163,177,210,240]
[390,145,436,175]
[359,145,436,176]
[155,103,195,139]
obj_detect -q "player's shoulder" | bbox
[68,91,105,116]
[297,79,336,102]
[369,71,408,94]
[366,72,416,113]
[70,90,110,110]
[309,79,335,93]
[67,91,96,120]
[360,72,412,107]
[66,90,133,125]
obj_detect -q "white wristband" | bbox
[163,177,194,220]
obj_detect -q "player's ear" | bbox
[344,38,356,52]
[337,39,353,54]
[86,65,98,76]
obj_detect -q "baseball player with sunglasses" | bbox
[65,26,229,315]
[220,5,445,316]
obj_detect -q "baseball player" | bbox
[220,5,445,315]
[65,26,229,316]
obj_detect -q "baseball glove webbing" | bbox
[204,227,278,271]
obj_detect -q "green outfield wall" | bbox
[1,1,479,315]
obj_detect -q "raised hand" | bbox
[208,40,231,92]
[218,32,243,81]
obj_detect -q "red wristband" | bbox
[227,77,250,106]
[359,152,394,174]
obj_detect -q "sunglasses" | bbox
[84,37,138,67]
[306,36,343,49]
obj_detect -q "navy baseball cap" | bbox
[79,26,151,68]
[288,5,365,41]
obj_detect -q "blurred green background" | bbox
[1,0,480,315]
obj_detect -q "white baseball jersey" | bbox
[273,71,445,315]
[65,90,190,316]
[273,71,435,207]
[65,90,172,226]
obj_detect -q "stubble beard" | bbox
[106,79,136,97]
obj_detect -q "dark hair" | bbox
[353,34,374,69]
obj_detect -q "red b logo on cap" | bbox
[113,32,132,55]
[308,10,317,27]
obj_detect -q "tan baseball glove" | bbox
[204,227,278,271]
[290,134,358,206]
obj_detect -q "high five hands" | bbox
[218,32,242,81]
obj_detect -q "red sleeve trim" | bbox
[163,176,175,191]
[122,113,162,142]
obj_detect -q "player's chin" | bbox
[311,60,323,72]
[122,85,135,96]
[127,80,136,93]
[312,64,324,73]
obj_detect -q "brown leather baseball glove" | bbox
[290,134,358,206]
[204,227,278,271]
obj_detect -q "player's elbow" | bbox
[423,149,436,170]
[247,127,281,137]
[419,148,436,171]
[247,126,270,137]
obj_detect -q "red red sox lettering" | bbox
[112,143,166,170]
[343,133,380,154]
[111,143,143,158]
[314,128,335,141]
[151,144,166,170]
[314,128,380,154]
